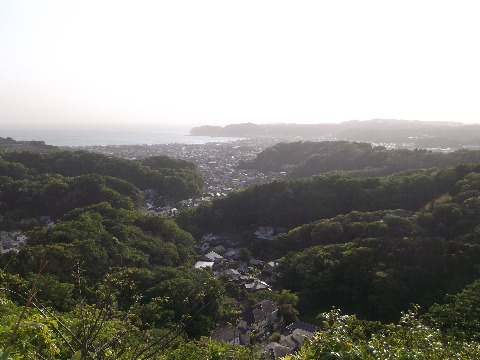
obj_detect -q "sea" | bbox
[0,126,241,147]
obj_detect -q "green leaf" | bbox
[0,347,12,360]
[70,351,82,360]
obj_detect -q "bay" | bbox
[0,127,242,147]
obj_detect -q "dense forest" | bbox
[177,165,466,235]
[238,140,480,177]
[1,143,480,358]
[175,162,480,357]
[0,150,228,358]
[0,151,203,226]
[176,163,480,315]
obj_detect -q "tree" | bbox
[425,279,480,341]
[283,308,480,360]
[278,290,300,326]
[239,248,252,262]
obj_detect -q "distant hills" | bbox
[0,136,57,152]
[190,119,480,149]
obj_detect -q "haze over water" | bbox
[1,1,480,133]
[0,124,240,147]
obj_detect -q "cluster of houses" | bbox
[0,216,54,255]
[212,300,280,346]
[254,226,288,241]
[211,299,319,359]
[194,232,318,357]
[141,189,177,217]
[194,233,280,292]
[80,139,289,215]
[0,231,28,254]
[195,249,278,292]
[264,322,320,359]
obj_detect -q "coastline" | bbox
[0,127,243,147]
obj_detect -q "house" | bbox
[179,199,192,207]
[384,210,415,219]
[196,242,210,253]
[264,261,279,272]
[249,258,264,267]
[254,226,275,240]
[213,245,226,253]
[202,251,224,263]
[0,231,27,253]
[263,326,316,359]
[211,326,241,345]
[285,321,320,334]
[280,328,313,352]
[236,262,249,273]
[16,234,28,246]
[39,216,55,228]
[245,280,271,292]
[1,233,14,253]
[1,248,19,255]
[196,233,221,252]
[194,261,214,269]
[264,342,292,360]
[224,248,240,259]
[237,300,279,344]
[220,267,249,283]
[263,321,318,357]
[222,268,241,281]
[1,232,13,241]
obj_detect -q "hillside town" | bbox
[72,138,290,215]
[71,138,322,355]
[198,254,317,358]
[72,135,421,214]
[0,216,54,255]
[190,227,321,358]
[0,137,320,357]
[3,137,466,357]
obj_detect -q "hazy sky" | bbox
[1,0,479,131]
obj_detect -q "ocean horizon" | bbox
[0,126,242,147]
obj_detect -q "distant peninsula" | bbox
[0,136,57,152]
[190,119,480,149]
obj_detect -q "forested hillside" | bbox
[238,140,480,178]
[0,151,204,199]
[0,150,228,358]
[1,202,220,334]
[2,145,480,358]
[176,165,471,236]
[0,151,203,227]
[175,162,480,357]
[285,280,480,359]
[276,201,480,322]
